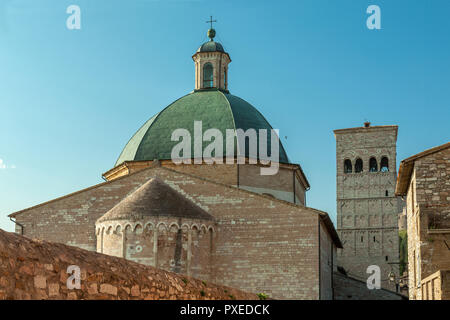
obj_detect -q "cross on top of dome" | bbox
[206,16,217,40]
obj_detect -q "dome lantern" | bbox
[192,17,231,92]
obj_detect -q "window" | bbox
[413,249,417,287]
[385,256,389,261]
[344,159,352,173]
[224,68,227,87]
[369,157,378,172]
[417,253,421,287]
[355,158,363,173]
[380,157,389,172]
[203,63,214,88]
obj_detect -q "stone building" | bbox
[334,122,401,290]
[7,27,343,300]
[395,142,450,300]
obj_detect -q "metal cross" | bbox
[206,16,217,29]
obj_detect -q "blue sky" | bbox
[0,0,449,232]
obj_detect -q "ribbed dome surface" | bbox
[115,89,289,166]
[197,40,225,53]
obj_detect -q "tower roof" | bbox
[97,177,213,224]
[197,40,225,53]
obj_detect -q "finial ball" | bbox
[207,28,216,40]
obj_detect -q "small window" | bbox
[380,157,389,172]
[224,68,227,87]
[361,236,363,242]
[369,157,378,172]
[344,159,352,173]
[203,63,214,88]
[373,236,376,242]
[355,158,363,173]
[385,190,389,197]
[385,256,389,261]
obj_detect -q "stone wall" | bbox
[10,166,339,299]
[239,163,306,205]
[0,229,257,300]
[97,218,215,282]
[405,146,450,300]
[319,219,334,300]
[420,270,450,300]
[414,147,450,229]
[334,125,400,291]
[103,160,307,206]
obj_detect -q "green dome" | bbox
[197,41,225,53]
[115,89,289,166]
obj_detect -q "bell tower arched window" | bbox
[380,157,389,172]
[344,159,352,174]
[369,157,378,172]
[203,63,214,88]
[355,158,363,173]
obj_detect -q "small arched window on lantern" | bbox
[355,158,363,173]
[224,67,227,88]
[203,63,214,88]
[380,157,389,172]
[369,157,378,172]
[344,159,352,174]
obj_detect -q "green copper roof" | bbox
[115,89,289,166]
[197,41,225,53]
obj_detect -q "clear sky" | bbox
[1,0,449,232]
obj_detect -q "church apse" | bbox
[97,220,215,281]
[95,178,216,280]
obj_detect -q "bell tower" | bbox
[334,123,401,291]
[192,17,231,92]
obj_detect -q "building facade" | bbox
[334,123,401,290]
[7,27,343,300]
[395,142,450,300]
